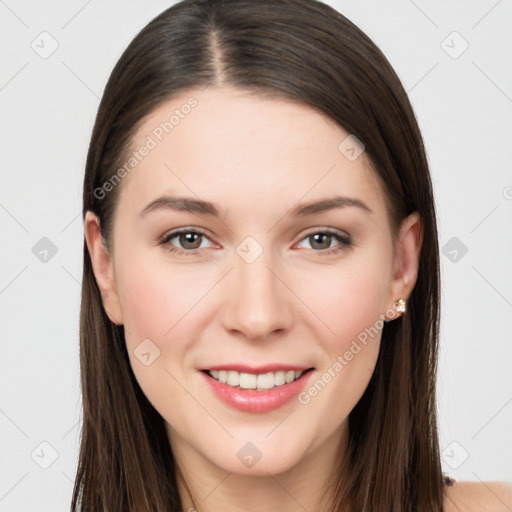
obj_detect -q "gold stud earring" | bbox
[394,298,406,313]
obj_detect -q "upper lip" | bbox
[202,364,314,373]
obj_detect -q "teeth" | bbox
[256,372,275,390]
[226,371,239,386]
[275,371,286,386]
[207,369,306,390]
[240,373,257,389]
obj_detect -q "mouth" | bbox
[201,367,315,391]
[200,365,316,413]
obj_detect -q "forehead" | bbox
[116,87,388,223]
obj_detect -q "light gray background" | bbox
[1,1,511,510]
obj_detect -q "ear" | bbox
[385,211,423,320]
[84,211,124,325]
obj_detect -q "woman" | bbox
[74,0,512,510]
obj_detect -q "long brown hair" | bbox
[73,0,452,510]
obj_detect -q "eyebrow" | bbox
[139,194,372,218]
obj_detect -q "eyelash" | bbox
[158,228,352,257]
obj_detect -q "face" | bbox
[86,86,421,477]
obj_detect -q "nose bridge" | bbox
[222,239,293,339]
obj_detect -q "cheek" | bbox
[116,254,211,348]
[292,255,389,411]
[114,256,209,413]
[298,257,390,350]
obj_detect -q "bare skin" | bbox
[84,86,510,511]
[444,481,512,511]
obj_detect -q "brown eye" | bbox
[297,229,352,255]
[309,233,333,250]
[159,229,214,255]
[177,232,202,250]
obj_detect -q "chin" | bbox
[217,454,302,476]
[201,437,310,476]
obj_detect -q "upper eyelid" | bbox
[299,227,351,239]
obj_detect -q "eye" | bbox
[158,228,352,257]
[159,228,215,255]
[296,229,352,255]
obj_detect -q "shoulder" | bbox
[444,480,512,512]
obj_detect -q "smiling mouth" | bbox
[202,368,315,390]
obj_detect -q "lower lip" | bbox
[200,370,314,413]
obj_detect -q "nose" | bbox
[221,249,294,342]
